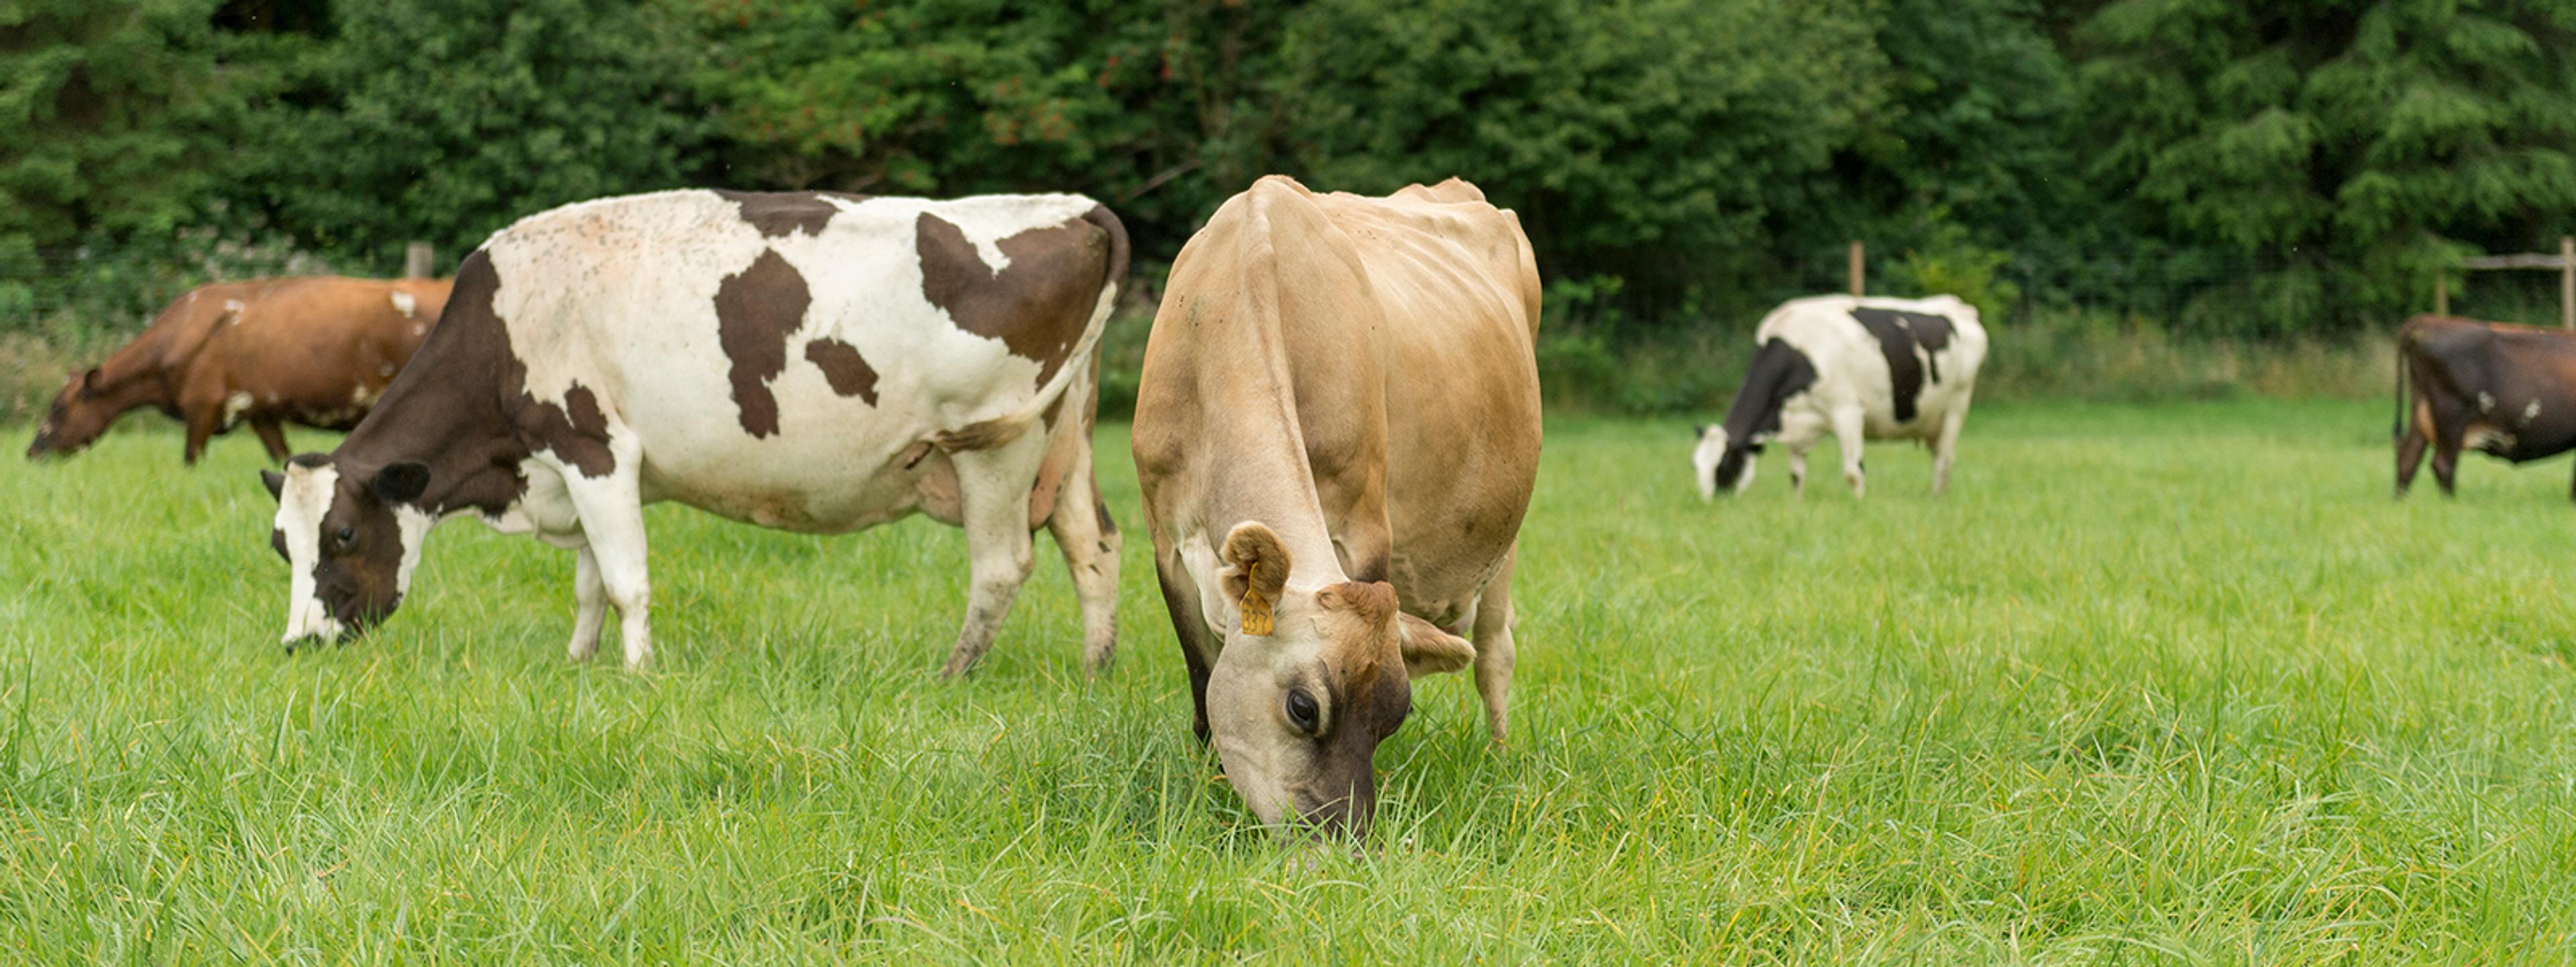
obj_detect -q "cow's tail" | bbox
[932,202,1130,453]
[2392,324,2409,444]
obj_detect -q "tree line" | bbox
[6,0,2574,338]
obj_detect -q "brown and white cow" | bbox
[2396,313,2576,499]
[28,276,452,464]
[260,189,1126,675]
[1132,175,1542,837]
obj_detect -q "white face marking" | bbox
[394,506,435,597]
[275,464,344,642]
[390,291,418,318]
[1691,427,1727,501]
[222,391,254,426]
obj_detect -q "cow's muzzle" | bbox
[1288,783,1376,841]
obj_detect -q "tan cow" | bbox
[27,276,453,464]
[1132,175,1542,837]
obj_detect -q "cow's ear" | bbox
[371,462,431,505]
[260,469,285,501]
[74,367,101,398]
[1316,580,1397,626]
[1220,521,1292,636]
[1397,613,1475,679]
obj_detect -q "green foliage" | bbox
[1275,0,1886,314]
[680,0,1111,194]
[675,0,1297,258]
[8,0,2576,346]
[0,0,290,332]
[1888,223,2021,323]
[1823,0,2086,283]
[0,0,257,255]
[225,0,710,273]
[2075,0,2576,333]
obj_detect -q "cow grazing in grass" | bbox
[1133,176,1542,838]
[2394,314,2576,499]
[260,189,1127,676]
[1693,294,1988,499]
[28,276,453,464]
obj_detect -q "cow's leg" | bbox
[566,543,607,662]
[251,419,292,463]
[1155,552,1218,744]
[181,403,219,466]
[1468,548,1519,744]
[2432,427,2463,497]
[562,463,653,671]
[1786,446,1809,497]
[1044,444,1122,676]
[1831,407,1868,498]
[1931,405,1970,496]
[2395,401,2430,497]
[939,435,1047,678]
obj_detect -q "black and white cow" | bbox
[1693,295,1988,499]
[262,189,1127,676]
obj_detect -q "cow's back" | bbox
[2402,314,2576,460]
[1307,182,1541,606]
[1760,294,1986,437]
[111,280,278,386]
[460,189,1116,531]
[1143,176,1539,616]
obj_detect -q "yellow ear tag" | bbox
[1238,561,1276,636]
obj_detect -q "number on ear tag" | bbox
[1238,560,1276,635]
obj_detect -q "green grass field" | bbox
[5,399,2575,963]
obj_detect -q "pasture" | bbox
[3,399,2573,962]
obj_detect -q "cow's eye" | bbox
[335,526,356,548]
[1285,689,1320,735]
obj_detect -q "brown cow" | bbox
[2396,313,2576,499]
[27,276,453,465]
[1133,175,1543,838]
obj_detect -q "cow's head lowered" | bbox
[1693,423,1760,499]
[25,368,113,460]
[261,454,435,644]
[1206,521,1477,839]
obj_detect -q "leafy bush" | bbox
[1888,225,2021,323]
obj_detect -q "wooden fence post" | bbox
[2561,236,2573,330]
[1847,240,1864,297]
[405,242,434,279]
[2434,274,2448,316]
